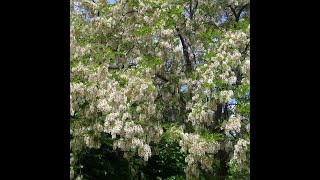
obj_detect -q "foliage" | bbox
[70,0,250,179]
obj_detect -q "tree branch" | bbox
[227,4,248,22]
[241,43,250,54]
[125,45,135,56]
[180,93,187,104]
[227,5,238,21]
[122,10,138,16]
[155,73,169,82]
[223,103,229,120]
[237,4,248,20]
[108,65,123,70]
[190,0,198,20]
[176,28,192,72]
[108,63,137,70]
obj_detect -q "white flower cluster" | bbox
[221,114,242,136]
[123,121,144,138]
[70,56,162,162]
[219,90,234,103]
[70,0,250,178]
[187,28,249,130]
[161,29,173,38]
[187,103,214,129]
[241,58,250,76]
[138,144,152,161]
[72,44,93,59]
[113,137,152,161]
[218,30,249,65]
[227,0,250,7]
[230,138,250,170]
[70,82,87,117]
[179,132,220,179]
[246,123,250,133]
[97,70,161,161]
[92,16,114,30]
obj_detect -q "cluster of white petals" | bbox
[221,114,242,136]
[230,138,250,170]
[179,132,220,179]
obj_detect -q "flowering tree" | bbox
[70,0,250,179]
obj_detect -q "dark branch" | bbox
[190,0,198,19]
[215,103,223,123]
[241,43,250,54]
[126,45,135,55]
[223,103,229,120]
[176,28,192,72]
[180,93,187,104]
[108,65,123,70]
[227,5,238,21]
[189,0,192,18]
[122,10,138,16]
[108,63,137,70]
[207,20,221,30]
[227,4,248,22]
[156,73,169,82]
[237,4,248,21]
[128,63,136,68]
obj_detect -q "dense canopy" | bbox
[70,0,250,179]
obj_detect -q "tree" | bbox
[70,0,250,179]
